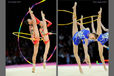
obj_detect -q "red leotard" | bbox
[33,16,52,44]
[33,38,40,45]
[40,28,50,45]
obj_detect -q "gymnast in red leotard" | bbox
[27,8,40,73]
[39,11,52,69]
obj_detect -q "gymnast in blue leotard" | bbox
[72,12,99,73]
[72,6,108,73]
[73,29,90,45]
[72,24,99,46]
[96,8,108,70]
[88,8,108,70]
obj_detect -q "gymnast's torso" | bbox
[40,26,50,44]
[72,29,90,45]
[97,32,109,45]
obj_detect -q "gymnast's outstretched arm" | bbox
[41,11,47,28]
[91,16,96,33]
[46,19,52,27]
[97,8,107,71]
[78,15,86,30]
[77,16,85,30]
[103,45,109,49]
[91,13,108,33]
[101,23,109,32]
[29,8,37,26]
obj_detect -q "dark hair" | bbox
[91,33,99,39]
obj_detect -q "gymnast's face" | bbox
[27,19,33,25]
[89,33,96,40]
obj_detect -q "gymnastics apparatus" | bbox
[58,2,109,74]
[12,0,56,73]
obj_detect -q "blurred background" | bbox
[58,0,109,64]
[6,0,56,65]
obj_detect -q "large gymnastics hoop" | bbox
[13,32,42,40]
[14,0,56,64]
[58,10,98,26]
[13,32,56,40]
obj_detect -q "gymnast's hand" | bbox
[30,37,34,42]
[41,11,45,17]
[77,22,81,26]
[29,7,33,13]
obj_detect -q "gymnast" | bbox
[81,8,108,70]
[85,8,109,70]
[72,2,100,73]
[39,11,52,69]
[27,8,40,73]
[95,8,108,70]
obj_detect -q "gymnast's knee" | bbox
[43,54,47,58]
[32,57,36,61]
[73,51,78,56]
[99,52,103,56]
[99,54,104,58]
[32,54,37,58]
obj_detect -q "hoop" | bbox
[13,32,42,41]
[58,10,98,26]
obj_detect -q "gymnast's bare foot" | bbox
[84,55,91,68]
[79,66,83,74]
[43,62,46,69]
[72,2,77,9]
[32,67,35,73]
[104,65,107,71]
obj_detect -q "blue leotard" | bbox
[72,29,90,45]
[97,32,109,45]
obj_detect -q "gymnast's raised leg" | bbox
[72,2,83,73]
